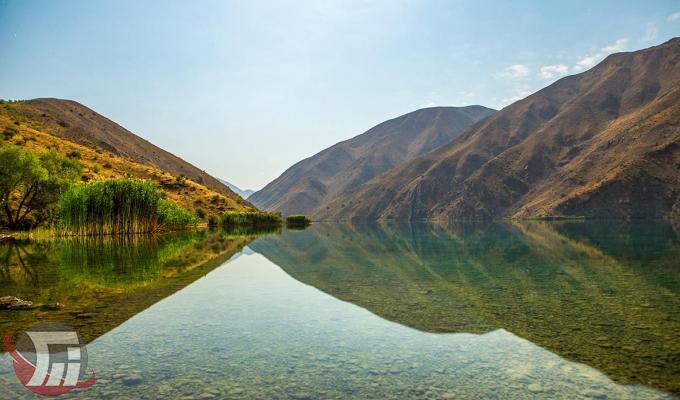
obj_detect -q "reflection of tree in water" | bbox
[0,239,51,286]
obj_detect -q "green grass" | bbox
[56,178,197,235]
[220,211,282,228]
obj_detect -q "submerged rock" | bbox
[121,374,143,386]
[76,312,100,319]
[42,302,64,310]
[0,296,33,310]
[527,383,544,393]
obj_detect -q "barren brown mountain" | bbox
[323,38,680,220]
[250,106,495,216]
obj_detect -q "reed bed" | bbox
[220,211,282,228]
[285,214,311,228]
[56,179,197,235]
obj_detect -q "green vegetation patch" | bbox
[285,214,312,229]
[221,211,282,228]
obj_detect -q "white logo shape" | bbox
[24,331,82,387]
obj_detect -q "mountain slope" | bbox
[0,99,255,215]
[324,38,680,220]
[4,98,239,198]
[250,105,495,215]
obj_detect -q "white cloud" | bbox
[500,89,533,107]
[601,38,628,52]
[668,12,680,21]
[573,55,600,71]
[497,64,531,79]
[539,64,569,79]
[573,38,628,72]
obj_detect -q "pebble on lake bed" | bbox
[0,296,33,310]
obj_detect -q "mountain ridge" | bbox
[250,105,496,215]
[321,37,680,221]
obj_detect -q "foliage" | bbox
[207,214,219,227]
[0,144,81,229]
[157,198,198,228]
[175,174,187,186]
[56,178,197,235]
[195,207,207,220]
[286,214,311,228]
[2,127,17,140]
[66,150,81,159]
[221,211,282,227]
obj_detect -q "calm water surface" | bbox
[0,221,678,399]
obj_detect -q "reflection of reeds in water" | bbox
[220,225,282,236]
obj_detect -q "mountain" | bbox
[0,98,255,214]
[249,106,495,216]
[219,179,255,199]
[323,38,680,220]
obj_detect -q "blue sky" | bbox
[1,1,679,189]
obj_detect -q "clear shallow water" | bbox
[0,221,679,399]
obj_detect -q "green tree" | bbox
[0,145,81,229]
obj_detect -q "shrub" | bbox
[195,207,207,220]
[2,127,17,140]
[158,199,198,228]
[91,163,101,173]
[66,150,81,159]
[207,215,218,227]
[221,211,282,227]
[286,214,311,228]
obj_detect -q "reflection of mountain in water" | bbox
[250,221,680,394]
[0,230,261,345]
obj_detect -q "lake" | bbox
[0,221,679,399]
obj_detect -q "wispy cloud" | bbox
[500,89,533,107]
[601,38,628,52]
[641,25,659,42]
[668,12,680,21]
[539,64,568,79]
[573,38,628,72]
[574,55,601,71]
[496,64,530,79]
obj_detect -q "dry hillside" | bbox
[0,100,255,216]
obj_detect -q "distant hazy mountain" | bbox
[219,179,255,199]
[250,106,496,215]
[323,38,680,221]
